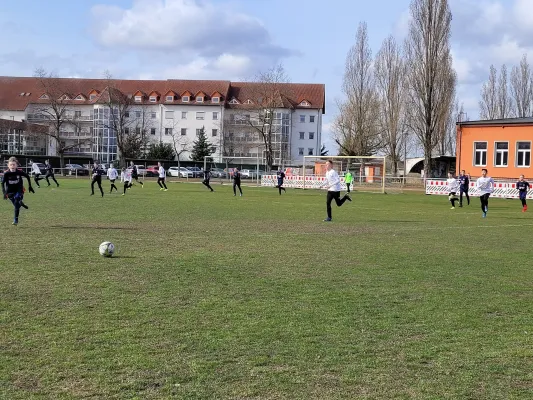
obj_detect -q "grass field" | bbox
[2,178,533,399]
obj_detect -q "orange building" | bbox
[456,118,533,179]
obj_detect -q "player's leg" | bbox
[51,173,59,187]
[347,183,351,193]
[162,179,168,190]
[237,182,242,196]
[10,193,23,225]
[157,178,163,189]
[97,178,104,197]
[449,192,456,208]
[333,191,349,207]
[465,189,470,205]
[45,173,51,186]
[325,191,334,221]
[233,182,237,196]
[34,174,41,187]
[91,177,96,195]
[207,180,213,191]
[459,189,464,207]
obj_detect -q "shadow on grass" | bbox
[49,225,136,230]
[365,220,425,223]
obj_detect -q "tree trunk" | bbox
[59,152,66,176]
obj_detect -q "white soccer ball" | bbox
[99,241,115,257]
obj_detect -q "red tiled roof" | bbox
[0,77,325,113]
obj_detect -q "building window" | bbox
[134,96,142,102]
[310,116,315,123]
[299,132,305,140]
[166,96,173,102]
[181,111,187,119]
[300,115,305,123]
[196,96,203,103]
[181,128,187,136]
[298,147,304,155]
[212,97,220,103]
[74,111,81,118]
[124,127,130,134]
[196,112,205,120]
[212,129,218,137]
[165,111,174,119]
[494,142,508,167]
[150,128,156,135]
[89,94,96,100]
[165,128,172,136]
[196,128,202,136]
[135,111,141,118]
[182,96,189,102]
[213,112,218,120]
[149,96,157,102]
[135,127,141,135]
[309,132,314,140]
[308,148,314,156]
[125,111,130,118]
[474,142,487,166]
[517,142,531,167]
[151,112,156,119]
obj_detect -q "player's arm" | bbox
[1,174,6,198]
[21,171,35,193]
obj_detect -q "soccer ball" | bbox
[99,241,115,257]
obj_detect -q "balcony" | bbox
[26,113,50,121]
[59,131,92,139]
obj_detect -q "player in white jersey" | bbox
[322,160,351,222]
[446,172,460,209]
[120,167,132,196]
[107,163,118,193]
[157,162,168,191]
[30,160,44,188]
[475,168,495,218]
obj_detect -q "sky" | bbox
[0,0,532,153]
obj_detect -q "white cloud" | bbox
[513,0,533,34]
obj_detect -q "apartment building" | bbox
[0,77,325,164]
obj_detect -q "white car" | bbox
[167,166,193,178]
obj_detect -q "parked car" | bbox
[145,165,159,177]
[186,166,203,178]
[241,169,262,179]
[167,166,193,178]
[209,168,227,178]
[66,163,89,176]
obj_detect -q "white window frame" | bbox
[298,147,304,156]
[181,128,187,136]
[89,94,96,100]
[165,128,172,136]
[166,95,174,102]
[310,115,315,123]
[212,97,220,103]
[196,96,204,103]
[165,110,174,119]
[151,112,157,119]
[212,129,218,137]
[149,96,157,103]
[196,112,205,120]
[516,141,531,168]
[309,132,315,140]
[150,128,156,135]
[300,115,306,123]
[213,112,218,120]
[182,96,190,103]
[229,98,239,104]
[473,141,488,167]
[181,111,187,119]
[308,148,314,156]
[135,111,141,118]
[494,141,509,167]
[299,132,305,140]
[134,96,142,102]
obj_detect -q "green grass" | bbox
[2,178,533,399]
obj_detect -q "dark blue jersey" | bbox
[459,175,469,188]
[131,165,138,178]
[203,171,211,180]
[517,181,530,192]
[2,169,31,195]
[45,164,53,174]
[277,171,285,181]
[233,170,241,182]
[92,166,104,177]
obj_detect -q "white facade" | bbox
[291,108,323,162]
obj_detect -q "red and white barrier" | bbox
[425,180,533,199]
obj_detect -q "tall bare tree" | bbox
[375,35,406,174]
[404,0,456,178]
[168,122,191,171]
[510,54,533,118]
[334,22,381,156]
[497,64,514,119]
[33,68,91,173]
[479,65,498,120]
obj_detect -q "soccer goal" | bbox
[301,155,387,193]
[203,155,264,185]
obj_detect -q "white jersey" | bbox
[325,169,341,192]
[476,176,495,194]
[158,166,166,178]
[107,168,118,180]
[121,170,132,183]
[447,178,460,193]
[31,163,41,175]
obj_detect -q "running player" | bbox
[90,162,104,197]
[157,162,168,191]
[476,168,495,218]
[202,169,214,192]
[447,172,460,209]
[107,163,118,193]
[323,160,351,222]
[129,161,144,187]
[344,169,353,193]
[43,160,59,187]
[120,167,132,196]
[458,170,469,207]
[2,157,35,225]
[30,159,43,188]
[516,174,530,212]
[275,167,286,195]
[233,167,243,197]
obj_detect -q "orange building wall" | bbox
[457,124,533,179]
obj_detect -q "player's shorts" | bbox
[448,192,458,200]
[519,191,527,200]
[7,192,23,201]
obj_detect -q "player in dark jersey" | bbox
[458,170,469,207]
[90,162,105,197]
[275,168,286,195]
[2,157,35,225]
[129,161,144,188]
[233,167,243,196]
[516,174,530,212]
[44,160,59,187]
[202,169,214,192]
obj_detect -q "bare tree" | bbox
[229,64,291,170]
[168,123,190,171]
[404,0,456,179]
[334,22,381,156]
[479,65,498,120]
[33,68,91,173]
[497,64,514,119]
[510,54,533,118]
[375,35,406,175]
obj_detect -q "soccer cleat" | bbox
[323,218,332,222]
[482,212,486,218]
[122,193,125,196]
[160,188,164,191]
[12,219,18,225]
[451,207,455,209]
[345,194,352,202]
[459,204,463,208]
[240,194,242,197]
[164,189,168,192]
[525,205,528,211]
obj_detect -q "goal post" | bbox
[204,155,263,185]
[302,155,387,194]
